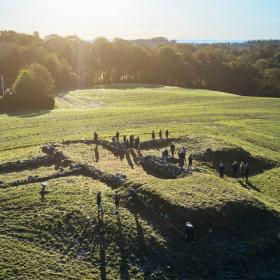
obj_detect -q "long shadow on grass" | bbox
[238,179,260,192]
[98,220,107,280]
[116,214,130,280]
[5,109,52,118]
[125,151,134,169]
[94,144,100,163]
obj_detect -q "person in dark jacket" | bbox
[245,163,250,182]
[231,161,238,177]
[40,182,48,201]
[178,147,186,167]
[114,191,120,214]
[165,129,169,139]
[152,130,155,139]
[219,163,224,179]
[240,162,245,178]
[162,148,169,161]
[116,131,120,141]
[185,222,194,243]
[94,131,98,142]
[159,130,162,139]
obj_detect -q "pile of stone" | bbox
[141,155,186,179]
[0,155,60,173]
[97,139,125,157]
[81,164,126,188]
[41,145,66,159]
[62,139,95,145]
[140,138,177,150]
[5,167,82,188]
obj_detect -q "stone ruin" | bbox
[0,145,66,173]
[140,155,186,179]
[140,138,177,150]
[81,164,126,188]
[97,139,125,157]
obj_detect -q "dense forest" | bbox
[0,31,280,109]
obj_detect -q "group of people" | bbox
[94,129,173,151]
[111,132,141,150]
[219,161,250,181]
[152,129,169,139]
[162,143,193,169]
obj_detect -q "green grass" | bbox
[0,84,280,279]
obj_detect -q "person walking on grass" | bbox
[185,222,194,243]
[114,191,120,214]
[152,130,155,139]
[245,163,250,182]
[159,130,162,139]
[219,163,224,179]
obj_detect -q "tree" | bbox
[262,68,280,97]
[13,63,54,97]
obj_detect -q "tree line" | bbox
[0,31,280,111]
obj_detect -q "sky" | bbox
[0,0,280,40]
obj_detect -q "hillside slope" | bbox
[0,85,279,279]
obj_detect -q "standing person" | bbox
[152,130,155,139]
[219,163,224,179]
[178,147,186,167]
[245,163,250,182]
[97,192,103,217]
[40,182,47,201]
[159,130,162,139]
[165,129,169,139]
[114,191,121,215]
[240,162,245,178]
[162,148,169,161]
[231,161,238,177]
[94,131,98,142]
[185,222,194,243]
[170,143,175,157]
[188,154,193,169]
[123,135,127,143]
[129,135,135,147]
[114,191,120,214]
[116,131,120,141]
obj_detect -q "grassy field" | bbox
[0,84,280,279]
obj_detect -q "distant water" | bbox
[176,39,247,44]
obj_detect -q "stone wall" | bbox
[81,164,126,188]
[0,155,64,173]
[140,155,186,179]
